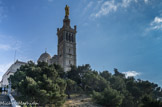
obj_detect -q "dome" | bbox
[38,52,51,62]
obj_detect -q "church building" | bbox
[38,5,77,72]
[1,5,77,88]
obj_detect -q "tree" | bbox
[66,79,77,99]
[10,61,66,107]
[140,95,162,107]
[67,64,92,85]
[100,70,112,81]
[81,71,109,92]
[10,63,162,107]
[92,87,124,107]
[110,76,126,92]
[114,68,125,78]
[67,65,109,92]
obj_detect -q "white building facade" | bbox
[1,60,26,88]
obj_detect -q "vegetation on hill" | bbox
[10,61,162,107]
[10,61,66,107]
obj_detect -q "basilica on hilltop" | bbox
[0,5,77,87]
[38,5,77,72]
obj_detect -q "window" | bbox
[68,34,70,42]
[69,48,71,53]
[66,33,68,41]
[69,34,71,42]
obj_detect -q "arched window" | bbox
[69,34,71,42]
[66,33,68,41]
[69,48,71,54]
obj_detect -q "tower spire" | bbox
[63,5,70,27]
[57,5,77,72]
[65,5,69,17]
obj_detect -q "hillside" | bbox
[63,94,102,107]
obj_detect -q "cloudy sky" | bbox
[0,0,162,86]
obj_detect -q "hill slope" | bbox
[63,94,102,107]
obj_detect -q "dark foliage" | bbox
[10,61,66,107]
[67,65,162,107]
[10,62,162,107]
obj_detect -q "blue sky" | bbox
[0,0,162,86]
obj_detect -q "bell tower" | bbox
[57,5,77,72]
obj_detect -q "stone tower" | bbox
[57,5,77,72]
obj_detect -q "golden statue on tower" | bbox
[65,5,69,16]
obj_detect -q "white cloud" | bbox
[121,0,132,8]
[0,62,13,81]
[144,0,148,3]
[122,71,140,78]
[91,0,149,18]
[150,17,162,30]
[93,0,104,11]
[154,17,162,23]
[82,1,94,15]
[92,0,117,18]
